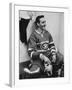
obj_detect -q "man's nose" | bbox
[44,22,46,26]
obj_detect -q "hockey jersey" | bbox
[28,29,56,60]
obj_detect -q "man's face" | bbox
[38,17,46,30]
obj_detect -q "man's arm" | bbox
[28,32,40,60]
[48,33,56,63]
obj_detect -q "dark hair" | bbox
[35,15,44,26]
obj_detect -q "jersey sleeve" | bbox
[48,33,56,56]
[27,32,40,60]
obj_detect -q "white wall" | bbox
[19,11,64,62]
[44,12,64,54]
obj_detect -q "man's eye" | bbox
[42,21,46,23]
[42,22,45,23]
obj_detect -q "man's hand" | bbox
[40,53,51,64]
[52,55,56,63]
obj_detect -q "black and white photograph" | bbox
[19,10,64,79]
[9,4,70,87]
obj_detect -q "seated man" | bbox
[26,15,64,77]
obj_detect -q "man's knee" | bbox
[56,51,64,65]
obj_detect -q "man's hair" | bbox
[35,15,44,26]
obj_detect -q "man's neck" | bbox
[37,28,43,34]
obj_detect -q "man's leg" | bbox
[54,51,64,77]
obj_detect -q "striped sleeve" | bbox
[48,33,56,56]
[27,32,40,59]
